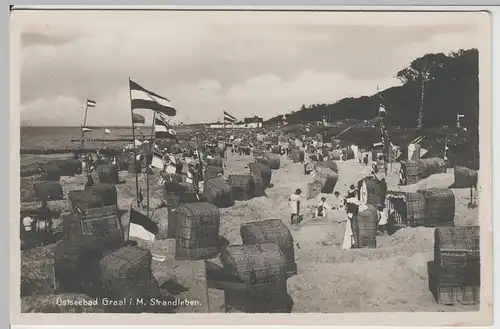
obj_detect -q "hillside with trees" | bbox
[266,49,478,130]
[265,49,480,169]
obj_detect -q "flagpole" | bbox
[204,260,211,312]
[146,111,156,218]
[129,77,141,207]
[81,101,89,150]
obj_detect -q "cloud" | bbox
[16,10,481,126]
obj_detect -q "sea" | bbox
[20,126,137,167]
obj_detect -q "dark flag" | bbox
[128,204,158,242]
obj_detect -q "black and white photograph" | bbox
[11,7,492,325]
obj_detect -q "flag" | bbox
[223,111,237,123]
[444,138,450,161]
[155,113,177,138]
[128,204,158,242]
[151,150,165,169]
[132,112,145,124]
[87,99,96,107]
[130,79,176,117]
[205,260,247,291]
[379,105,387,118]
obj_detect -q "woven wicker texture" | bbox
[307,181,322,200]
[127,159,142,173]
[329,149,342,161]
[51,159,82,176]
[262,152,280,169]
[312,167,338,194]
[165,182,200,204]
[253,149,263,158]
[203,176,234,208]
[117,154,130,171]
[418,188,455,227]
[100,246,156,303]
[161,172,183,183]
[34,181,64,201]
[80,205,123,249]
[248,162,272,187]
[174,202,221,260]
[318,160,338,173]
[86,184,118,206]
[427,261,479,305]
[62,212,84,240]
[254,156,270,167]
[453,166,478,188]
[357,177,386,207]
[386,191,426,228]
[342,148,355,160]
[20,200,70,214]
[434,226,480,287]
[214,147,225,158]
[97,164,119,184]
[207,156,223,167]
[53,236,108,294]
[252,175,266,197]
[291,150,305,163]
[205,165,224,180]
[68,190,105,212]
[228,175,255,201]
[352,205,377,248]
[240,219,297,278]
[220,243,288,313]
[39,164,62,181]
[419,158,446,179]
[400,160,420,185]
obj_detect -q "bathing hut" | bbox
[357,176,387,207]
[385,191,426,231]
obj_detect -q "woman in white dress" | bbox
[342,198,368,250]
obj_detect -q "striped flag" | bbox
[130,79,176,117]
[87,99,96,107]
[224,111,237,123]
[155,113,177,138]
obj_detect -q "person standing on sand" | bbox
[314,197,332,218]
[346,185,357,199]
[333,191,345,211]
[377,204,388,235]
[85,174,94,190]
[289,189,302,225]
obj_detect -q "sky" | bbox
[15,10,481,126]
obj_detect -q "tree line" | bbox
[266,48,479,131]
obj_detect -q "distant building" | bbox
[208,121,262,129]
[244,116,264,124]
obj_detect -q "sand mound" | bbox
[19,153,480,313]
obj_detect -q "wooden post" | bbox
[128,78,141,207]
